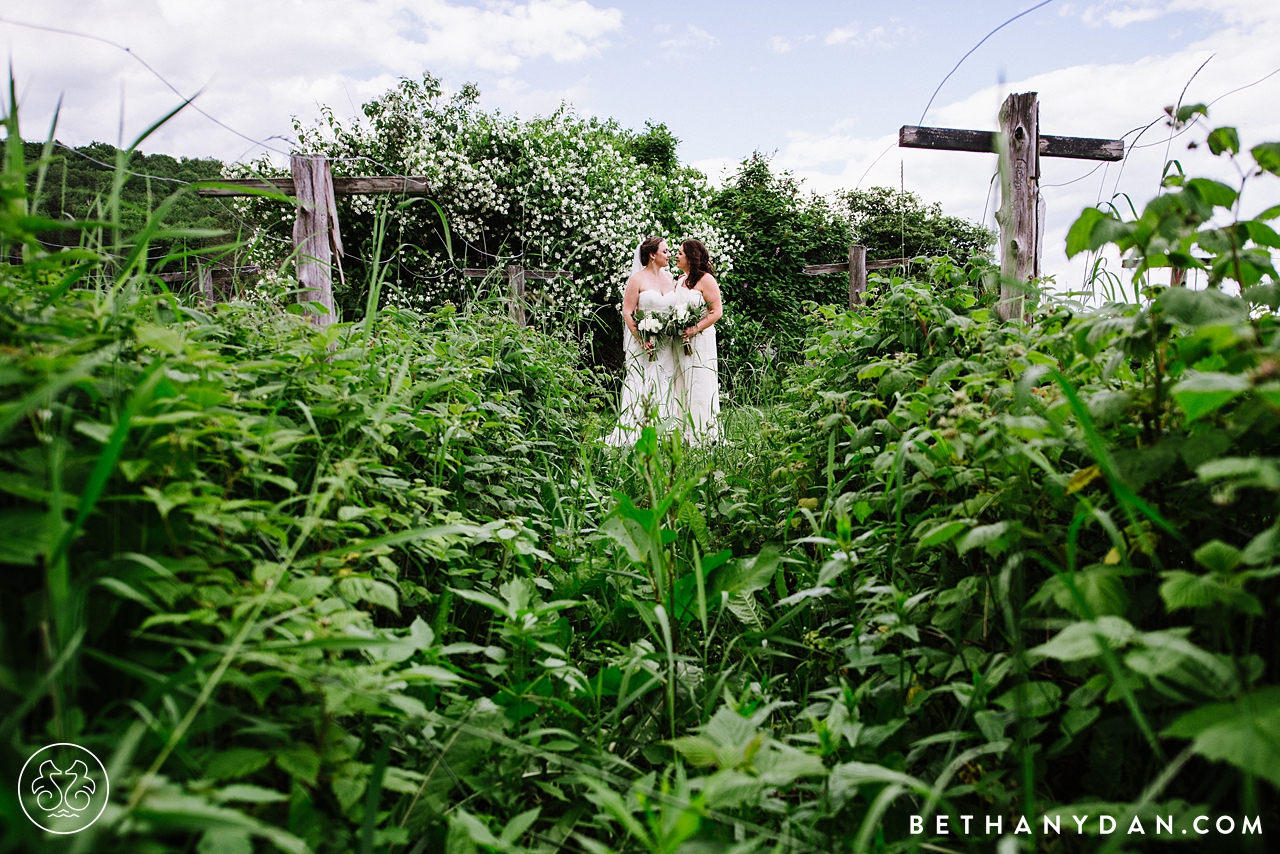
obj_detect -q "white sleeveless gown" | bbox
[672,288,720,445]
[607,289,679,447]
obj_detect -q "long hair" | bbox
[638,236,663,267]
[681,239,714,288]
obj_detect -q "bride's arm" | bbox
[621,274,650,349]
[685,275,724,340]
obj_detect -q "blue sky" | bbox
[4,0,1279,287]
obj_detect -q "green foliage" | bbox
[834,185,995,264]
[8,76,1280,854]
[21,139,237,269]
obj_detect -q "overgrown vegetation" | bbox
[5,78,1279,854]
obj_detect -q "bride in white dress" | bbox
[673,239,723,445]
[607,237,678,447]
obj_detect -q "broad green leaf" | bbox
[1206,126,1240,156]
[1187,178,1238,208]
[1196,457,1280,490]
[1032,566,1132,618]
[1159,570,1262,615]
[917,520,968,548]
[1242,527,1280,566]
[1163,687,1280,787]
[1031,617,1138,662]
[0,508,50,565]
[701,769,763,809]
[711,546,781,597]
[205,748,271,781]
[275,747,320,786]
[1066,208,1106,257]
[666,735,722,767]
[1193,540,1242,573]
[993,681,1062,718]
[198,829,252,854]
[753,745,827,786]
[956,521,1011,556]
[338,576,399,613]
[828,761,927,802]
[213,784,289,804]
[1253,142,1280,177]
[1169,372,1249,420]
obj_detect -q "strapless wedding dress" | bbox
[607,288,679,447]
[672,288,720,445]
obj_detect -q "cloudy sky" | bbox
[4,0,1279,289]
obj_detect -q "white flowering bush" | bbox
[236,75,738,333]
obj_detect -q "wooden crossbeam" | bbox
[460,268,570,279]
[460,265,571,325]
[197,176,431,197]
[899,125,1123,161]
[803,258,907,275]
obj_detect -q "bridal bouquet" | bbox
[667,301,708,356]
[633,308,670,361]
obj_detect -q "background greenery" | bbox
[7,79,1278,854]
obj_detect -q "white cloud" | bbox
[660,25,718,56]
[777,8,1280,291]
[824,25,891,48]
[2,0,623,162]
[769,36,792,53]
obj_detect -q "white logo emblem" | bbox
[18,743,110,834]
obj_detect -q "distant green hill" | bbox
[23,141,239,271]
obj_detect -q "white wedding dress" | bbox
[672,287,720,445]
[607,288,679,447]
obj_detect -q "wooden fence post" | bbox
[291,155,342,326]
[997,92,1040,321]
[507,264,526,326]
[848,244,867,309]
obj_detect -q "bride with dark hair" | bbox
[673,239,723,445]
[607,237,678,447]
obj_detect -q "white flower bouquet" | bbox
[667,301,708,356]
[634,308,670,361]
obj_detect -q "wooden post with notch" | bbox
[898,92,1124,321]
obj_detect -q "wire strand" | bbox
[917,0,1059,125]
[0,15,293,156]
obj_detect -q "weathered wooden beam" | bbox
[899,125,1122,161]
[802,262,850,275]
[197,176,432,197]
[803,257,907,275]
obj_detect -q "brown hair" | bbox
[638,236,663,267]
[681,239,714,288]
